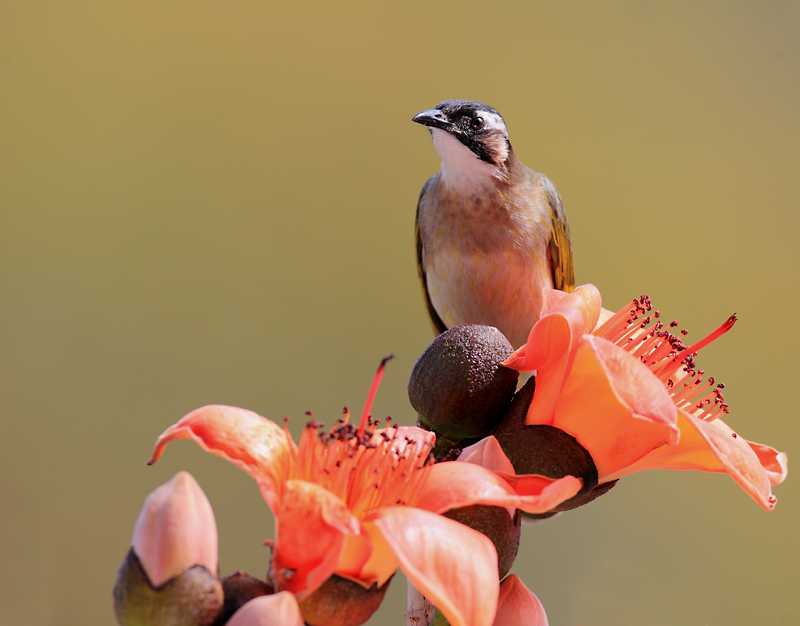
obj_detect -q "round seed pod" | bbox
[298,574,393,626]
[408,325,518,442]
[212,571,273,626]
[443,505,521,579]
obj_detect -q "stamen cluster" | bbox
[291,409,434,518]
[595,296,735,422]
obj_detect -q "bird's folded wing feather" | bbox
[416,179,448,335]
[543,178,575,293]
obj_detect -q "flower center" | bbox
[594,296,735,422]
[289,357,434,517]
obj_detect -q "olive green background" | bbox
[1,2,797,625]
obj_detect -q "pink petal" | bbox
[747,442,788,487]
[493,575,548,626]
[604,412,782,510]
[225,592,305,626]
[368,507,499,626]
[503,285,602,425]
[148,405,296,512]
[272,480,359,599]
[551,336,679,480]
[416,461,581,516]
[132,471,218,588]
[458,436,515,474]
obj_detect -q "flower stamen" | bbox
[595,298,735,422]
[287,356,433,518]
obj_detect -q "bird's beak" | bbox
[412,109,453,131]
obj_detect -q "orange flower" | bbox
[503,285,787,510]
[148,360,581,626]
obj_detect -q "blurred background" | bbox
[1,1,798,625]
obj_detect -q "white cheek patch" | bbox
[431,129,499,186]
[481,112,507,133]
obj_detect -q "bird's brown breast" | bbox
[417,171,557,348]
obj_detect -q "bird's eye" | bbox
[472,117,485,130]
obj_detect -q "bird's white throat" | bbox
[431,129,501,190]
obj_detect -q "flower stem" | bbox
[405,579,435,626]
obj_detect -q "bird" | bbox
[412,99,575,349]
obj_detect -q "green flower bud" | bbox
[114,550,223,626]
[113,472,223,625]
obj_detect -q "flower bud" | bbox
[493,379,616,518]
[113,472,223,626]
[132,471,219,586]
[409,325,518,445]
[493,575,548,626]
[225,592,304,626]
[431,574,548,626]
[296,574,393,626]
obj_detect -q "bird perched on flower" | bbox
[413,99,574,348]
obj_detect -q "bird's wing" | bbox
[542,177,575,293]
[416,179,448,335]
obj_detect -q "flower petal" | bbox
[272,480,360,598]
[551,335,679,480]
[345,520,400,588]
[747,442,788,487]
[458,436,515,474]
[367,507,499,626]
[225,592,305,626]
[148,405,296,512]
[416,461,581,516]
[334,532,374,581]
[503,285,602,425]
[603,412,783,510]
[493,575,548,626]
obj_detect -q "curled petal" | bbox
[417,461,581,516]
[225,592,305,626]
[493,575,548,626]
[503,285,602,425]
[551,336,679,480]
[273,480,359,598]
[368,507,499,626]
[148,405,296,512]
[747,442,788,487]
[458,436,516,475]
[603,412,783,510]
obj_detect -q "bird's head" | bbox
[413,100,513,184]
